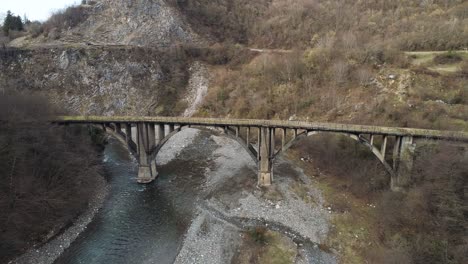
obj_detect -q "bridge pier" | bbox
[157,124,165,142]
[391,136,416,191]
[137,123,158,183]
[258,127,273,186]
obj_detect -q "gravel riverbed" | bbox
[173,129,337,264]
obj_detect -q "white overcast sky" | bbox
[0,0,80,22]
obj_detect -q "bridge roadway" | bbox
[55,116,468,191]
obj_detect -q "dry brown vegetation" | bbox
[39,5,89,39]
[291,135,467,264]
[0,93,104,263]
[233,228,297,264]
[172,0,467,131]
[171,0,468,50]
[198,45,467,131]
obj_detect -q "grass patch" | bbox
[407,52,438,65]
[289,182,317,205]
[428,64,461,73]
[433,51,463,65]
[407,50,468,74]
[260,231,297,264]
[236,228,297,264]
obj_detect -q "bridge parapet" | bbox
[56,116,468,142]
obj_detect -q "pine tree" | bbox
[3,11,12,35]
[2,11,24,35]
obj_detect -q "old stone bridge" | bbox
[55,116,468,191]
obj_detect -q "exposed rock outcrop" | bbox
[73,0,200,47]
[11,0,201,48]
[0,47,190,116]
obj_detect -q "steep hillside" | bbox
[167,0,468,131]
[170,0,468,50]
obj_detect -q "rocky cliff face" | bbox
[10,0,200,48]
[2,0,211,116]
[72,0,199,46]
[0,47,191,116]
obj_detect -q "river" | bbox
[55,131,217,264]
[53,128,335,264]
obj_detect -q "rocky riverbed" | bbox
[173,129,337,264]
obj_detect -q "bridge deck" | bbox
[55,116,468,142]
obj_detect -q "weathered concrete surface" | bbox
[136,123,158,183]
[56,116,468,141]
[56,116,468,189]
[391,136,416,190]
[259,127,273,186]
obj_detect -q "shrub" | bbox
[26,22,43,38]
[247,227,269,244]
[433,51,463,65]
[43,5,89,36]
[459,60,468,77]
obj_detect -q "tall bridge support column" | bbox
[157,124,165,143]
[137,123,158,184]
[258,127,273,186]
[391,136,416,191]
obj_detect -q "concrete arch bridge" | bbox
[54,116,468,191]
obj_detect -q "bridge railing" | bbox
[54,116,468,142]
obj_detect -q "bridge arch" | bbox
[273,130,396,178]
[102,123,259,183]
[222,127,259,164]
[148,125,258,165]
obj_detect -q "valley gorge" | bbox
[1,1,468,264]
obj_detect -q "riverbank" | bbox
[11,173,109,264]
